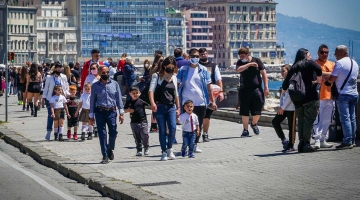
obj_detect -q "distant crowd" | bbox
[1,44,358,163]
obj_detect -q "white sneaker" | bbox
[194,145,202,153]
[144,149,149,155]
[167,148,176,160]
[136,152,142,156]
[320,141,333,148]
[314,139,320,149]
[160,152,168,161]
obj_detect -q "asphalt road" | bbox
[0,139,111,200]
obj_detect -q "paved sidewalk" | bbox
[1,95,360,200]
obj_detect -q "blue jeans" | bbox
[181,131,196,153]
[336,94,358,144]
[46,99,53,131]
[154,104,176,153]
[95,108,118,157]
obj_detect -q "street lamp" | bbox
[215,44,223,67]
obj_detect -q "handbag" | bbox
[331,59,353,100]
[139,73,160,105]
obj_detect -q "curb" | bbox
[0,126,165,200]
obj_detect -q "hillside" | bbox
[277,13,360,63]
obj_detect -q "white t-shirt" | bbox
[80,93,91,109]
[331,57,359,96]
[181,67,206,106]
[50,95,67,109]
[179,112,199,132]
[84,74,99,86]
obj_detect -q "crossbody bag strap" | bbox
[339,58,353,91]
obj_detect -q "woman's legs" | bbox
[27,92,35,115]
[22,92,27,110]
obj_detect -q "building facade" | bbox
[185,9,215,61]
[166,7,186,56]
[72,0,167,63]
[0,5,37,65]
[36,0,77,63]
[200,0,285,68]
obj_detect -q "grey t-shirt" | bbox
[331,57,359,96]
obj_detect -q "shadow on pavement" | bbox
[210,136,244,141]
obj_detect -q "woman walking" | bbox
[138,59,151,92]
[149,56,180,161]
[19,66,28,111]
[25,63,42,117]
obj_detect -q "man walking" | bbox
[174,48,189,68]
[199,48,224,142]
[313,44,335,149]
[177,48,217,153]
[90,66,125,164]
[236,47,269,137]
[325,45,359,149]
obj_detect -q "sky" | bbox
[275,0,360,32]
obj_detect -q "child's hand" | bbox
[51,114,55,118]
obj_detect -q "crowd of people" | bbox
[2,44,358,164]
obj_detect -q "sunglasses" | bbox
[190,55,200,58]
[319,51,329,55]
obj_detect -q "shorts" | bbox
[28,82,41,93]
[54,108,65,120]
[67,116,79,127]
[79,109,90,122]
[239,88,264,116]
[18,85,26,93]
[204,108,214,119]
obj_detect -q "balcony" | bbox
[66,39,77,43]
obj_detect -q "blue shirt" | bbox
[89,79,124,118]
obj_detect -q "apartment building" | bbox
[36,0,77,63]
[200,0,285,67]
[184,9,215,61]
[166,7,186,56]
[0,5,37,65]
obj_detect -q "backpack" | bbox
[288,68,306,104]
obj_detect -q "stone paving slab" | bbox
[1,96,360,200]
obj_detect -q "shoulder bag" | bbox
[331,59,353,100]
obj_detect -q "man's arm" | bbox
[236,63,253,73]
[89,84,96,118]
[260,70,269,96]
[115,82,124,114]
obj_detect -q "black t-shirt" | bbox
[71,69,80,81]
[157,80,176,105]
[282,60,322,104]
[67,96,79,117]
[236,57,265,89]
[199,60,217,84]
[124,98,147,123]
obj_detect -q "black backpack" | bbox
[288,68,306,104]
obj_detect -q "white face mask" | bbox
[241,59,248,63]
[190,57,199,65]
[145,64,149,67]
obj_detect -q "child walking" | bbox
[67,85,80,140]
[75,83,93,141]
[179,100,199,158]
[50,85,70,141]
[271,64,296,152]
[124,86,149,156]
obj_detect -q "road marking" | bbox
[0,154,76,200]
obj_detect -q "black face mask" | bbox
[101,74,109,80]
[54,71,61,75]
[200,58,208,62]
[165,68,174,74]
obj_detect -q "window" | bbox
[243,6,247,11]
[237,33,241,40]
[49,22,53,27]
[236,6,241,11]
[30,14,33,19]
[265,15,269,21]
[236,24,241,30]
[258,15,262,21]
[30,26,33,33]
[251,15,254,21]
[251,33,255,40]
[251,24,255,30]
[230,6,234,11]
[259,25,263,30]
[243,25,248,30]
[266,24,270,30]
[259,33,263,39]
[261,52,268,57]
[243,15,247,21]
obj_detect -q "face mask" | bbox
[200,58,208,62]
[165,67,174,74]
[241,59,248,63]
[190,57,199,65]
[145,64,149,67]
[101,74,109,80]
[92,59,98,63]
[54,71,61,75]
[91,69,98,75]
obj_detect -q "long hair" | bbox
[150,56,164,77]
[63,64,71,80]
[292,48,309,69]
[38,66,43,77]
[143,59,151,70]
[29,63,38,81]
[20,66,27,83]
[159,56,178,77]
[121,53,127,59]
